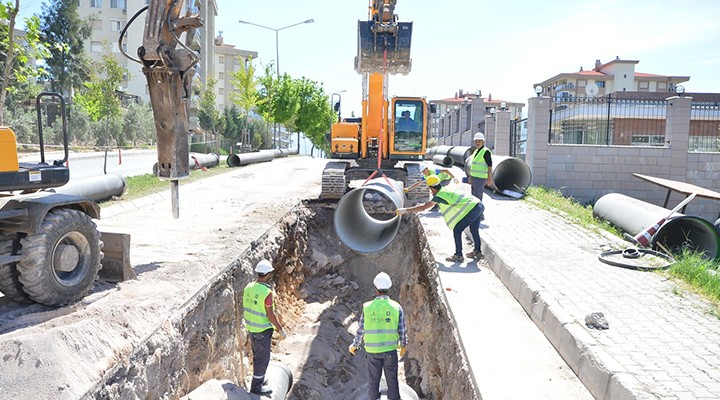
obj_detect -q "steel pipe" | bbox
[226,151,274,167]
[491,155,532,193]
[334,178,405,253]
[349,382,419,400]
[266,361,293,400]
[52,174,126,202]
[653,216,720,260]
[432,154,453,167]
[593,193,678,236]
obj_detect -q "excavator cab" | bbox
[0,93,70,193]
[390,97,426,158]
[355,0,412,75]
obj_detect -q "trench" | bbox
[91,201,475,400]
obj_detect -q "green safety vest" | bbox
[435,188,480,229]
[243,282,274,333]
[362,297,401,354]
[436,170,452,182]
[469,147,490,178]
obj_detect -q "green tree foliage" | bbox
[74,53,125,146]
[122,102,155,147]
[197,76,224,151]
[0,0,50,124]
[293,78,334,152]
[39,0,92,95]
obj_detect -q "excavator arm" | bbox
[356,0,412,75]
[120,0,203,218]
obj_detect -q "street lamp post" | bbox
[238,18,314,149]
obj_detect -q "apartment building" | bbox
[213,35,258,110]
[77,0,240,106]
[534,57,690,100]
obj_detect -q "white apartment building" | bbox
[213,35,258,110]
[534,57,690,100]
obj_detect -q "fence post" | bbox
[526,96,552,187]
[493,110,512,156]
[484,114,496,148]
[665,95,692,182]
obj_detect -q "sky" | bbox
[17,0,720,119]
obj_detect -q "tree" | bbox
[229,57,263,148]
[0,0,50,125]
[197,77,224,150]
[74,53,124,146]
[39,0,92,95]
[294,78,334,154]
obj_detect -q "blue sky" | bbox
[18,0,720,118]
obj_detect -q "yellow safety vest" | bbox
[243,282,274,333]
[362,297,401,354]
[469,147,490,178]
[435,188,480,229]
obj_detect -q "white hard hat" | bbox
[255,259,274,274]
[474,132,485,141]
[373,272,392,290]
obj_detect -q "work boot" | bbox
[466,250,484,259]
[445,254,463,262]
[250,386,273,396]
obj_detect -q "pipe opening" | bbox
[492,156,532,193]
[652,216,720,260]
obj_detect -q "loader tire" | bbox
[17,209,103,307]
[0,234,32,303]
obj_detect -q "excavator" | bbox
[0,1,201,306]
[322,0,434,205]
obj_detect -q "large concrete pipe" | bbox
[288,147,299,156]
[180,362,292,400]
[432,154,453,167]
[349,382,419,400]
[334,178,405,253]
[492,155,532,193]
[593,193,680,236]
[653,216,720,260]
[226,151,275,167]
[52,174,126,202]
[594,193,720,260]
[447,145,473,167]
[189,152,219,169]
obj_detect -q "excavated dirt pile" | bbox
[93,201,475,399]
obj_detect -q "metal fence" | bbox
[510,118,527,160]
[689,101,720,152]
[549,95,668,146]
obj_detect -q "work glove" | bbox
[453,178,459,184]
[395,208,408,216]
[276,328,287,339]
[399,346,407,358]
[348,344,357,355]
[403,187,409,193]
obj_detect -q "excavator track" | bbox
[321,162,349,200]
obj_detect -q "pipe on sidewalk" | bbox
[491,155,532,193]
[226,151,274,167]
[52,174,126,202]
[334,178,405,253]
[594,193,720,260]
[349,382,419,400]
[432,154,453,168]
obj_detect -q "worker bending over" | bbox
[396,175,484,263]
[404,165,459,192]
[349,272,408,400]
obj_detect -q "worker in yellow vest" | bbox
[349,272,408,400]
[243,260,287,396]
[404,165,459,192]
[466,132,492,220]
[396,175,484,263]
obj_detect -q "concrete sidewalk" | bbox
[420,184,720,400]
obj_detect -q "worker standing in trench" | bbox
[396,175,485,262]
[349,272,408,400]
[242,260,287,396]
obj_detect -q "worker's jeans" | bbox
[453,203,484,257]
[250,329,273,393]
[470,177,487,201]
[367,350,400,400]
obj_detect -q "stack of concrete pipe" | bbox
[594,193,720,260]
[425,146,533,195]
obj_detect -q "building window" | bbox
[218,72,224,80]
[577,80,586,87]
[90,41,103,52]
[218,55,224,64]
[597,81,605,88]
[658,82,667,90]
[639,81,649,90]
[110,19,123,31]
[219,87,225,95]
[631,134,665,146]
[110,0,126,9]
[91,0,102,7]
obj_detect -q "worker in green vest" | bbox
[396,174,484,263]
[466,132,493,220]
[349,272,408,400]
[404,165,459,192]
[243,259,287,396]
